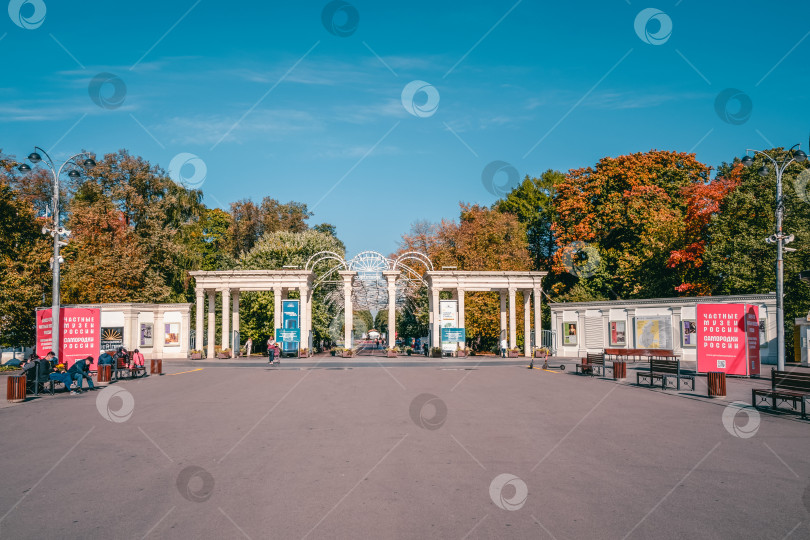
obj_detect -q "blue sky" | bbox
[3,0,810,257]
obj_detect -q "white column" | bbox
[300,285,309,353]
[154,309,164,359]
[431,288,441,349]
[180,307,190,357]
[457,288,465,350]
[500,290,507,343]
[123,311,138,351]
[273,286,282,335]
[384,272,398,349]
[207,291,216,359]
[509,287,517,349]
[340,271,354,348]
[232,290,240,355]
[533,288,542,351]
[221,288,230,351]
[195,289,204,353]
[523,290,531,357]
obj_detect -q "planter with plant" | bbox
[189,349,202,360]
[217,348,231,359]
[386,347,398,358]
[404,346,413,356]
[431,347,442,358]
[507,348,520,358]
[457,348,468,358]
[341,348,354,358]
[534,347,550,358]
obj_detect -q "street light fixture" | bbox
[739,144,806,371]
[17,146,95,355]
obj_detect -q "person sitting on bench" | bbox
[69,356,95,393]
[49,363,75,394]
[130,349,145,371]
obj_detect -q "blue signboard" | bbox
[281,300,300,353]
[441,328,466,343]
[276,328,301,343]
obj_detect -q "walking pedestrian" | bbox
[500,338,508,358]
[245,338,253,357]
[268,337,276,364]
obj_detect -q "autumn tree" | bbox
[228,198,313,258]
[397,204,532,351]
[64,150,205,303]
[0,167,51,347]
[552,150,712,300]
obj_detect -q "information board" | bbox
[696,303,760,376]
[36,307,101,367]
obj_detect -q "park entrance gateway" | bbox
[189,252,546,358]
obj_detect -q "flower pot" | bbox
[386,351,397,358]
[457,350,468,358]
[534,351,548,359]
[507,351,520,358]
[341,351,353,358]
[190,353,202,360]
[406,351,412,356]
[217,352,231,359]
[330,350,336,356]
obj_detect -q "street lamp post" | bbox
[18,147,96,355]
[740,145,807,371]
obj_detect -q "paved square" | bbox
[1,364,809,539]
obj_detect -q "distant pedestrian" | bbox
[500,338,508,358]
[268,338,276,364]
[245,338,253,357]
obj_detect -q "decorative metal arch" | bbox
[307,250,434,314]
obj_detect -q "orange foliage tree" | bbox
[552,150,712,299]
[666,164,742,295]
[396,204,532,350]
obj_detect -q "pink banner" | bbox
[697,303,760,376]
[35,307,101,368]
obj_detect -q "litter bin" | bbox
[97,364,112,385]
[7,375,26,403]
[151,359,163,375]
[613,361,627,380]
[707,372,726,398]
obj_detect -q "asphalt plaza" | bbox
[1,361,809,539]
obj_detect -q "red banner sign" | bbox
[36,307,101,368]
[696,303,760,376]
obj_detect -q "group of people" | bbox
[20,347,146,396]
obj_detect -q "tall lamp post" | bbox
[739,145,806,371]
[18,147,96,354]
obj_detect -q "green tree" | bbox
[238,229,346,346]
[496,170,563,270]
[705,150,810,361]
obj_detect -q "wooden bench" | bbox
[752,369,810,419]
[576,352,610,377]
[636,358,694,390]
[605,348,677,363]
[114,356,147,380]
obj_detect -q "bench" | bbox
[636,358,694,390]
[605,348,677,363]
[114,356,147,380]
[752,369,810,419]
[576,352,610,377]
